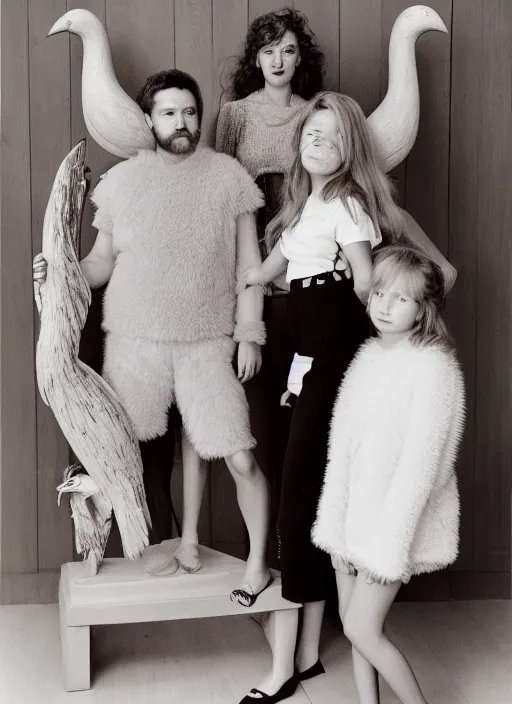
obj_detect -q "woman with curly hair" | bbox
[216,5,328,579]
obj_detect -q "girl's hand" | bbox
[245,267,263,286]
[280,390,292,407]
[236,267,263,295]
[335,250,352,279]
[237,341,262,383]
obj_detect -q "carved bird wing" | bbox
[69,363,151,560]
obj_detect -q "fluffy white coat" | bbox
[312,337,466,584]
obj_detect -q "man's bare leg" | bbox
[224,450,271,599]
[174,428,209,572]
[142,428,207,575]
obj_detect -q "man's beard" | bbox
[154,128,200,155]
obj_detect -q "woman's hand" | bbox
[237,341,262,383]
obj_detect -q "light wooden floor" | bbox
[1,600,511,704]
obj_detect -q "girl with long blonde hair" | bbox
[237,92,405,704]
[313,245,465,703]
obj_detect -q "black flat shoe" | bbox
[239,674,298,703]
[296,659,325,681]
[230,574,274,607]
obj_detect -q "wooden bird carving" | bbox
[48,9,155,158]
[367,5,448,172]
[33,140,151,575]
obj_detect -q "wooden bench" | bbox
[58,539,300,691]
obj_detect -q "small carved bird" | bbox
[48,9,154,158]
[57,465,112,577]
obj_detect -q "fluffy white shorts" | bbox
[103,333,255,460]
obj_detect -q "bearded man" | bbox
[35,69,271,605]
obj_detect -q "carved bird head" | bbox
[42,140,87,258]
[394,5,447,36]
[48,9,105,39]
[57,471,100,506]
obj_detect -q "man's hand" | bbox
[33,253,48,285]
[237,341,262,383]
[33,253,48,312]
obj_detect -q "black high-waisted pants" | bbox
[278,272,369,604]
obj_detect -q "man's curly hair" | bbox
[231,7,325,101]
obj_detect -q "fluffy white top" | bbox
[91,146,263,342]
[312,337,466,584]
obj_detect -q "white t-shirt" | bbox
[280,194,382,283]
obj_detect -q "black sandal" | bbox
[239,674,298,703]
[230,574,274,607]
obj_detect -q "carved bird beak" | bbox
[56,474,99,505]
[48,18,72,36]
[57,477,77,506]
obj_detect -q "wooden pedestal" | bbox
[58,539,299,691]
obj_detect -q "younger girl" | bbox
[238,92,405,704]
[313,245,465,704]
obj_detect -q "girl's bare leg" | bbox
[336,570,380,704]
[245,608,298,698]
[224,450,270,591]
[344,574,427,704]
[295,600,325,672]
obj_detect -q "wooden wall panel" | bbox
[28,0,74,571]
[446,0,482,573]
[339,0,382,114]
[175,0,214,144]
[294,0,340,91]
[106,0,175,98]
[213,0,248,110]
[473,0,512,573]
[0,0,39,574]
[248,0,281,23]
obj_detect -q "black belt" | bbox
[290,269,349,291]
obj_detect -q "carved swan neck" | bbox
[387,22,421,97]
[367,6,448,173]
[79,26,118,83]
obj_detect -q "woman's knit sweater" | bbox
[91,146,263,343]
[215,89,307,178]
[312,337,466,584]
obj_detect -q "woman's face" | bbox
[256,30,300,90]
[300,109,343,177]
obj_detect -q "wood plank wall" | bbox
[1,0,511,603]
